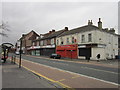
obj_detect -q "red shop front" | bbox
[56,44,78,59]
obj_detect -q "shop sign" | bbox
[78,45,86,48]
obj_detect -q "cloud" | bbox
[2,2,118,45]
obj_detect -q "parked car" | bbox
[15,51,20,55]
[50,54,61,59]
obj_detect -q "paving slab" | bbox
[2,61,62,89]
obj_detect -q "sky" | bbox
[1,0,119,45]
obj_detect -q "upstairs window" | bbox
[51,39,54,45]
[81,35,85,43]
[66,37,69,44]
[60,37,64,45]
[88,33,92,42]
[72,37,74,43]
[40,41,43,46]
[57,39,59,45]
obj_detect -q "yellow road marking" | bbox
[57,79,66,82]
[15,59,72,89]
[72,75,80,79]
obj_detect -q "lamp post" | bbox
[19,39,22,68]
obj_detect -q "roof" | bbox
[34,29,67,41]
[58,25,99,37]
[58,24,118,37]
[41,29,65,40]
[19,30,39,40]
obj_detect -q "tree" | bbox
[0,21,10,37]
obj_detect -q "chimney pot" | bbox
[49,31,52,33]
[52,29,55,32]
[99,18,101,22]
[65,27,68,31]
[91,20,93,25]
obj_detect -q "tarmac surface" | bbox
[1,60,62,89]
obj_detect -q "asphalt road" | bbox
[10,53,119,85]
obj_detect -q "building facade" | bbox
[56,18,118,60]
[30,27,68,56]
[16,30,39,54]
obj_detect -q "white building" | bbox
[56,18,118,60]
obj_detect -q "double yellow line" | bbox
[14,58,75,90]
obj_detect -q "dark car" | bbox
[50,54,61,59]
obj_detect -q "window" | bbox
[81,35,85,43]
[57,39,59,45]
[72,37,74,43]
[51,39,54,45]
[44,40,47,45]
[33,42,35,46]
[60,38,63,45]
[88,33,92,42]
[40,41,43,46]
[66,37,69,44]
[37,41,39,46]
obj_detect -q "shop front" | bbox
[40,45,56,56]
[56,44,78,59]
[27,46,40,56]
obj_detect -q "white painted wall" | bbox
[56,29,118,60]
[91,47,106,60]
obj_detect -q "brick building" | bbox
[16,30,39,54]
[30,27,68,56]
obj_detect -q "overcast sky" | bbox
[1,1,118,45]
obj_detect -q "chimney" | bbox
[109,28,115,33]
[22,34,25,37]
[40,34,44,38]
[98,18,102,30]
[90,20,93,25]
[49,31,52,33]
[88,20,91,25]
[104,28,108,32]
[88,20,93,25]
[52,29,55,32]
[65,27,68,31]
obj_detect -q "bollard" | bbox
[11,56,13,63]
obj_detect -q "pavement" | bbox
[1,60,62,89]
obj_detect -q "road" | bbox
[9,53,119,86]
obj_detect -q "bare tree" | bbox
[0,21,10,37]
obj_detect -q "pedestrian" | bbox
[97,54,100,62]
